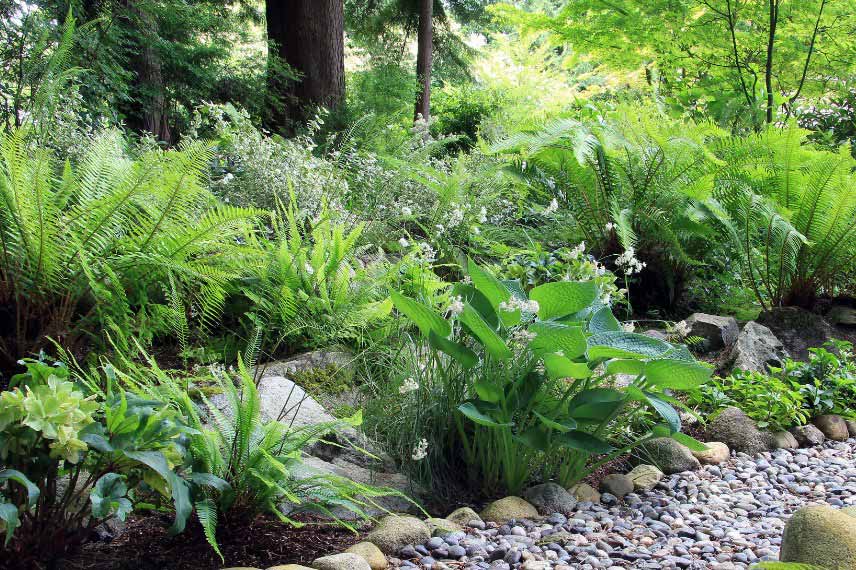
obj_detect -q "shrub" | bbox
[0,359,216,565]
[387,258,710,496]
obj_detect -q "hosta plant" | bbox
[390,259,711,495]
[0,359,221,565]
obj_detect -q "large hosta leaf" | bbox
[670,431,708,452]
[468,258,510,311]
[534,411,577,433]
[460,304,512,360]
[542,353,592,380]
[588,305,621,333]
[644,359,711,390]
[429,331,478,369]
[530,281,598,320]
[458,401,511,427]
[555,430,614,454]
[528,322,587,358]
[453,283,499,328]
[644,392,681,433]
[587,331,672,360]
[391,291,451,338]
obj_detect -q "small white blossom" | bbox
[622,321,636,333]
[399,377,419,394]
[543,198,559,215]
[412,438,429,461]
[447,295,465,317]
[569,241,586,259]
[498,297,540,314]
[401,206,413,216]
[398,237,410,248]
[616,248,646,275]
[472,225,481,235]
[605,222,616,231]
[448,206,464,227]
[304,263,315,275]
[510,329,538,344]
[478,206,488,223]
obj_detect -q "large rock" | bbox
[268,566,315,570]
[770,430,799,449]
[780,506,856,569]
[813,414,849,441]
[727,321,789,373]
[256,350,355,382]
[523,482,577,516]
[790,424,826,447]
[424,517,463,536]
[446,506,481,527]
[312,553,371,570]
[626,464,664,492]
[827,305,856,326]
[676,313,739,352]
[640,438,701,474]
[846,420,856,438]
[706,406,772,455]
[345,542,388,570]
[691,442,730,465]
[365,515,431,555]
[480,496,539,523]
[757,307,835,361]
[599,474,634,498]
[567,483,600,503]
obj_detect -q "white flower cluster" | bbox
[499,297,540,314]
[399,377,419,394]
[510,329,538,344]
[398,237,410,248]
[569,241,586,259]
[605,222,616,231]
[417,242,436,262]
[622,321,636,333]
[447,295,465,317]
[412,438,429,461]
[542,198,559,216]
[616,247,647,275]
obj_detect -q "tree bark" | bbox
[266,0,345,131]
[764,0,779,124]
[414,0,433,122]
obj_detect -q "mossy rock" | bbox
[480,496,539,523]
[780,506,856,569]
[446,506,481,526]
[425,517,464,536]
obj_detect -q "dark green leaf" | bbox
[429,331,479,369]
[530,281,598,320]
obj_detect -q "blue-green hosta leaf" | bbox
[644,359,711,390]
[0,469,39,508]
[528,322,587,358]
[670,432,709,452]
[390,291,451,338]
[588,305,621,333]
[458,401,511,427]
[568,388,625,411]
[530,281,598,320]
[459,304,512,360]
[534,411,578,433]
[514,426,550,451]
[555,430,614,454]
[124,451,191,534]
[453,284,500,328]
[90,473,132,521]
[474,379,503,404]
[587,331,672,360]
[542,353,592,380]
[468,258,510,311]
[0,503,19,546]
[605,359,644,376]
[429,331,479,369]
[644,392,681,433]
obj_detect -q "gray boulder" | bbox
[827,305,856,326]
[727,321,789,373]
[813,414,849,441]
[770,430,799,449]
[599,474,634,498]
[626,464,664,492]
[706,406,772,455]
[480,496,539,523]
[446,506,482,527]
[365,515,431,555]
[312,553,372,570]
[790,424,826,447]
[846,420,856,438]
[780,506,856,569]
[757,307,835,361]
[523,482,577,516]
[567,482,600,503]
[640,438,701,474]
[676,313,739,352]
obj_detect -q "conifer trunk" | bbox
[414,0,433,123]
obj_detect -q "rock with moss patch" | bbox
[480,496,539,523]
[676,313,739,352]
[312,553,371,570]
[446,506,481,527]
[424,517,463,536]
[345,542,388,570]
[365,515,431,555]
[640,438,701,474]
[790,424,825,447]
[627,464,664,492]
[599,474,634,498]
[813,414,849,441]
[770,430,799,449]
[523,482,577,515]
[780,506,856,569]
[567,482,600,503]
[692,441,730,464]
[706,406,772,455]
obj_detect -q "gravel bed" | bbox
[393,439,856,570]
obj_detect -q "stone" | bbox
[846,420,856,439]
[522,482,577,516]
[626,464,664,492]
[780,506,856,569]
[640,437,701,474]
[727,321,789,374]
[757,307,835,361]
[813,414,849,441]
[770,430,799,449]
[706,406,772,455]
[424,518,463,536]
[345,542,388,570]
[789,424,826,447]
[446,506,481,527]
[480,496,539,523]
[843,507,856,518]
[676,313,739,352]
[692,442,730,464]
[599,473,634,497]
[365,516,431,555]
[269,566,316,570]
[312,553,372,570]
[222,568,262,570]
[567,482,601,503]
[827,305,856,326]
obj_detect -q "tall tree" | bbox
[414,0,433,121]
[266,0,345,130]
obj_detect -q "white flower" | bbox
[543,198,559,215]
[448,206,464,227]
[435,224,445,234]
[399,377,419,394]
[418,242,436,262]
[605,222,616,231]
[569,241,586,259]
[478,206,488,223]
[510,329,537,344]
[412,438,429,461]
[499,297,539,314]
[401,206,413,216]
[447,295,465,317]
[398,237,410,248]
[622,321,636,333]
[616,247,645,275]
[472,226,481,235]
[304,263,315,275]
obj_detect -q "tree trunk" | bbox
[414,0,433,123]
[266,0,345,131]
[764,0,779,124]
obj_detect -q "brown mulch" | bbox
[55,513,365,570]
